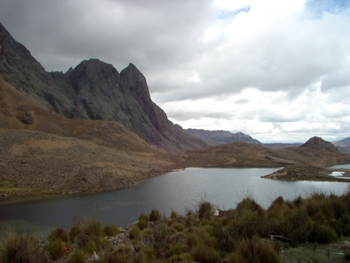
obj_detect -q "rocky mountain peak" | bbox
[0,22,207,153]
[299,136,337,152]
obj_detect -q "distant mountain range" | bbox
[185,129,261,146]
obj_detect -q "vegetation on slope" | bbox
[2,192,350,262]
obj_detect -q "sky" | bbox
[0,0,350,143]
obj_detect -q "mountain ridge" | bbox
[0,22,207,153]
[185,128,261,146]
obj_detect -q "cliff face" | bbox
[0,22,206,153]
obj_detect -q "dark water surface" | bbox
[0,167,349,233]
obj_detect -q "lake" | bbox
[0,167,349,234]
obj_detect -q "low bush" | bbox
[229,236,279,263]
[191,242,219,263]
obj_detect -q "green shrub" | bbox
[229,236,279,263]
[68,249,86,263]
[45,239,66,260]
[1,234,46,263]
[198,201,213,221]
[104,224,120,236]
[48,227,68,242]
[149,209,161,222]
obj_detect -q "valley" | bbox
[1,21,350,204]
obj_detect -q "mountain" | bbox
[185,128,261,146]
[333,137,350,154]
[0,22,206,153]
[184,136,350,168]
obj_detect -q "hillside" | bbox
[185,128,261,146]
[0,22,206,153]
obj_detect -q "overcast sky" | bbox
[1,0,350,143]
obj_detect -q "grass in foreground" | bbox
[1,192,350,262]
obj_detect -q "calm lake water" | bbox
[0,167,349,234]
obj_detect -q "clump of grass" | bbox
[169,222,186,232]
[191,242,219,263]
[48,227,68,242]
[1,234,46,263]
[198,201,213,221]
[236,197,264,216]
[69,225,83,243]
[149,209,161,222]
[310,222,337,244]
[104,224,120,236]
[138,213,148,230]
[67,249,86,263]
[45,239,66,260]
[170,210,178,219]
[85,220,103,237]
[129,226,140,240]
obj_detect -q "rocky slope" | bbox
[185,128,261,146]
[0,22,206,153]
